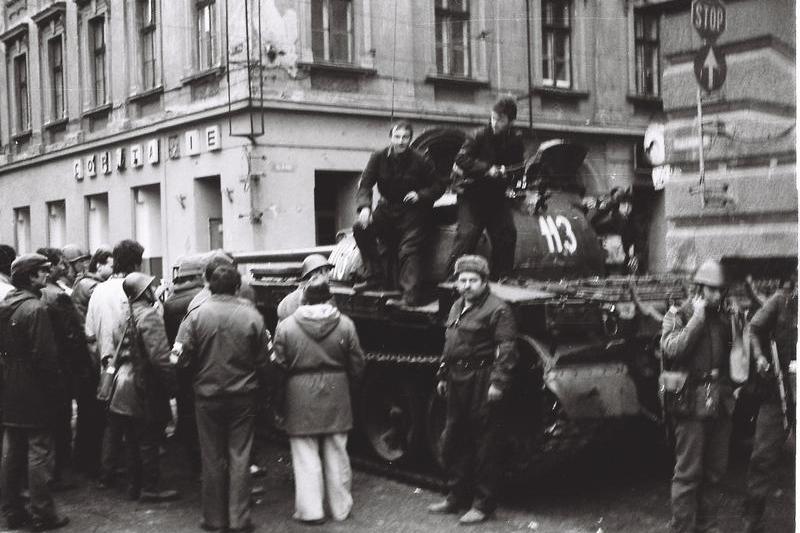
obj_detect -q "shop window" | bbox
[314,171,359,245]
[311,0,353,64]
[194,176,223,252]
[14,207,31,255]
[634,11,660,97]
[46,200,66,248]
[86,193,109,253]
[435,0,470,77]
[133,185,163,279]
[541,0,571,88]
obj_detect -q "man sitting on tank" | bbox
[352,121,447,306]
[446,97,525,281]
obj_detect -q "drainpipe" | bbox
[525,0,534,132]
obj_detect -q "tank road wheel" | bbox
[361,373,421,463]
[425,391,447,470]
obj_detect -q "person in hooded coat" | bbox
[273,275,365,524]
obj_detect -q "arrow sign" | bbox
[693,44,727,92]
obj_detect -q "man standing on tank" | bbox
[660,259,735,533]
[428,254,518,525]
[352,121,447,306]
[447,97,524,281]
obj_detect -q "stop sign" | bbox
[691,0,726,41]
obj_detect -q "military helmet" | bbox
[300,254,332,281]
[62,244,90,264]
[693,259,726,289]
[123,272,157,301]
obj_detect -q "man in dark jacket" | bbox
[276,254,333,322]
[661,259,735,533]
[176,265,272,532]
[428,255,518,525]
[352,121,446,305]
[447,98,524,281]
[274,276,365,524]
[100,273,179,502]
[0,253,69,531]
[0,244,15,301]
[743,275,797,532]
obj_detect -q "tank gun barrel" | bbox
[232,245,336,264]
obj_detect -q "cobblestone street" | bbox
[1,431,792,533]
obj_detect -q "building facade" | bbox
[648,0,796,275]
[0,0,666,278]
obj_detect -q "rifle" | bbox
[769,340,790,431]
[451,162,527,198]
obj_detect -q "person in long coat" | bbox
[273,276,365,524]
[0,254,69,531]
[176,265,271,533]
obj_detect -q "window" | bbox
[434,0,470,77]
[14,207,31,255]
[86,193,109,253]
[196,0,217,70]
[47,200,66,248]
[138,0,158,89]
[311,0,353,64]
[48,37,65,119]
[90,17,107,105]
[13,54,29,131]
[634,12,659,96]
[541,0,571,88]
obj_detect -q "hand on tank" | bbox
[487,383,503,402]
[436,380,448,397]
[755,355,771,376]
[403,191,419,204]
[356,207,372,228]
[487,165,505,178]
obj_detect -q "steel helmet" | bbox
[300,254,332,281]
[693,259,726,289]
[62,244,90,264]
[123,272,157,301]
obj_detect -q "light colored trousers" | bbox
[289,433,353,521]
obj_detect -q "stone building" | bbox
[0,0,665,277]
[648,0,796,276]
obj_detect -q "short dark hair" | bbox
[209,265,241,295]
[204,255,234,281]
[112,240,145,275]
[492,97,517,121]
[36,247,64,266]
[390,120,413,139]
[0,244,16,276]
[88,246,113,273]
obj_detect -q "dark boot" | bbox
[743,497,765,533]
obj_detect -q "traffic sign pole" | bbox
[697,88,706,206]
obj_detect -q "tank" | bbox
[238,131,686,481]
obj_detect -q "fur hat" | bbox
[454,254,490,278]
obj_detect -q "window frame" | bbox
[138,0,158,90]
[633,10,660,97]
[48,35,66,120]
[13,53,30,132]
[195,0,219,71]
[89,16,107,106]
[311,0,355,64]
[434,0,471,78]
[540,0,572,89]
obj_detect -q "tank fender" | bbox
[518,335,641,419]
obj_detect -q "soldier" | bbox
[0,244,15,301]
[352,121,446,306]
[660,259,735,533]
[743,275,797,532]
[175,265,272,533]
[61,244,91,289]
[428,255,518,525]
[71,245,113,318]
[99,273,179,502]
[276,254,333,322]
[0,254,69,531]
[447,97,525,281]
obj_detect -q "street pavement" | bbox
[0,430,793,533]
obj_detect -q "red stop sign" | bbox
[691,0,726,41]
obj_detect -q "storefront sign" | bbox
[147,139,159,164]
[130,144,143,168]
[101,151,111,175]
[86,155,97,178]
[185,130,200,156]
[206,126,220,151]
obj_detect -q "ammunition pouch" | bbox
[660,371,731,419]
[659,370,691,417]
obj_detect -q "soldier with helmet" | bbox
[61,244,91,289]
[428,254,518,525]
[277,254,334,322]
[660,259,736,533]
[100,272,178,502]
